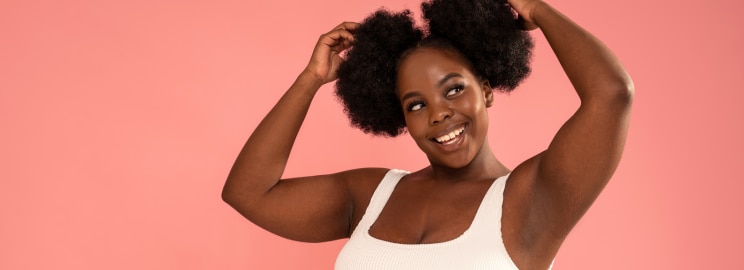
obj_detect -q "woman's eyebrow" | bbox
[400,91,422,102]
[437,73,464,88]
[400,73,464,101]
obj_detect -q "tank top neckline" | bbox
[361,169,511,248]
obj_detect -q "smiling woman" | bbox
[396,48,495,169]
[221,0,633,269]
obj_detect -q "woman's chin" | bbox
[427,154,474,170]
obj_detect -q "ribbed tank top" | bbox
[335,169,546,269]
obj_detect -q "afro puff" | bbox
[335,0,533,137]
[335,10,423,137]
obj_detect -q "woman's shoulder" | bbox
[338,167,397,194]
[336,167,397,233]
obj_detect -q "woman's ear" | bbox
[481,80,494,107]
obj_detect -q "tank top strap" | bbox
[464,173,511,237]
[356,169,409,231]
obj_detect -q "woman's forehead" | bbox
[397,47,476,89]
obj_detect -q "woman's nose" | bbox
[429,102,453,125]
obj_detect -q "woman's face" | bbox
[397,47,493,168]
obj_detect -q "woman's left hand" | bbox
[506,0,543,30]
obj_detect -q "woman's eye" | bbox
[409,103,424,111]
[446,86,464,97]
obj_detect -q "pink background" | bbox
[1,0,742,269]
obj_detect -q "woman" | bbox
[222,0,633,268]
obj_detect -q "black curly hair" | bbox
[335,0,533,137]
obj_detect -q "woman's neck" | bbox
[427,140,509,182]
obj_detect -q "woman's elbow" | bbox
[590,77,635,108]
[221,180,246,208]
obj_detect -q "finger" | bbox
[331,39,353,54]
[325,22,359,45]
[332,28,355,41]
[329,39,353,55]
[321,28,355,47]
[334,21,360,32]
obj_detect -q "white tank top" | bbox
[335,169,548,269]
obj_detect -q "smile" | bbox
[433,126,465,145]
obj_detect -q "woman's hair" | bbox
[335,0,533,137]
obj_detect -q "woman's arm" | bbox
[221,22,381,242]
[507,0,634,257]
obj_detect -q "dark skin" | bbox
[370,47,507,243]
[222,1,633,269]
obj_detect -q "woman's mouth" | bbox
[433,126,465,145]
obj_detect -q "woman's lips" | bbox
[433,125,465,144]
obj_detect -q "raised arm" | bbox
[221,22,384,242]
[508,0,634,247]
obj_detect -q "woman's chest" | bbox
[367,179,495,244]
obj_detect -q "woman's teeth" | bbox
[434,127,465,144]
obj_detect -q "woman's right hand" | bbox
[303,22,359,85]
[224,21,378,243]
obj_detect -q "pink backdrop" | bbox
[2,0,742,269]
